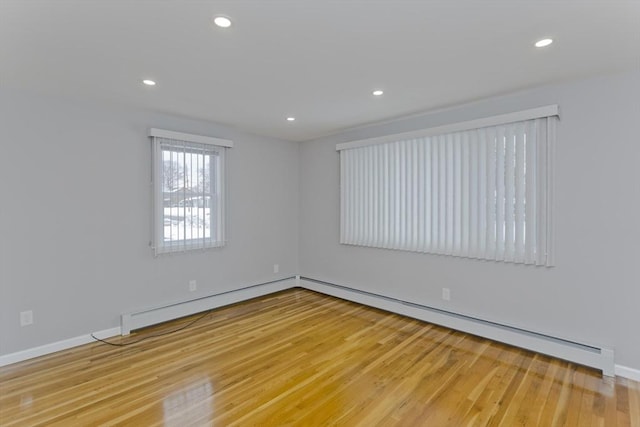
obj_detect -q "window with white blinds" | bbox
[337,107,557,266]
[150,129,232,255]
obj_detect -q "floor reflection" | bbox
[163,378,213,426]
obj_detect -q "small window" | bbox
[150,129,232,255]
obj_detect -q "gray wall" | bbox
[3,70,639,371]
[0,89,299,355]
[299,70,640,369]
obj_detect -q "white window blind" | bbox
[338,107,557,266]
[150,129,232,255]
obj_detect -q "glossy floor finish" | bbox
[1,289,639,426]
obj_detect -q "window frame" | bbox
[149,128,233,256]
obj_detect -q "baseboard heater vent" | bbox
[120,275,614,377]
[298,277,615,377]
[121,277,296,335]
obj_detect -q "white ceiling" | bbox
[1,1,639,142]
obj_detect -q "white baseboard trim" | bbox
[0,326,121,368]
[1,277,297,368]
[615,365,640,382]
[299,277,617,377]
[3,276,639,383]
[121,277,297,334]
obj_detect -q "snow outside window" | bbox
[150,129,231,255]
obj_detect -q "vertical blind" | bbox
[338,109,557,266]
[150,129,232,255]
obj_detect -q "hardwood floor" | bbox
[1,288,638,426]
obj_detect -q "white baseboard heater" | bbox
[119,275,614,377]
[121,277,297,335]
[298,277,615,377]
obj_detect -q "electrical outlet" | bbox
[273,264,279,274]
[188,280,197,292]
[442,288,451,301]
[20,310,33,326]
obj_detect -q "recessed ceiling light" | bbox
[286,117,296,122]
[535,38,553,48]
[372,90,384,96]
[213,16,232,28]
[142,79,156,86]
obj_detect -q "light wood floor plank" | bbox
[1,288,638,426]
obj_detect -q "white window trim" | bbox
[150,129,232,256]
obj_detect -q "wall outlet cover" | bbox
[20,310,33,326]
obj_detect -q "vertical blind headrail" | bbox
[150,128,234,148]
[336,105,559,151]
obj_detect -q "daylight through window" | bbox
[150,129,232,255]
[337,107,557,266]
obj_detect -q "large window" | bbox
[150,129,232,255]
[337,106,557,266]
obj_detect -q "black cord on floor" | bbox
[90,309,214,347]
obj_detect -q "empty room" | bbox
[1,1,639,425]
